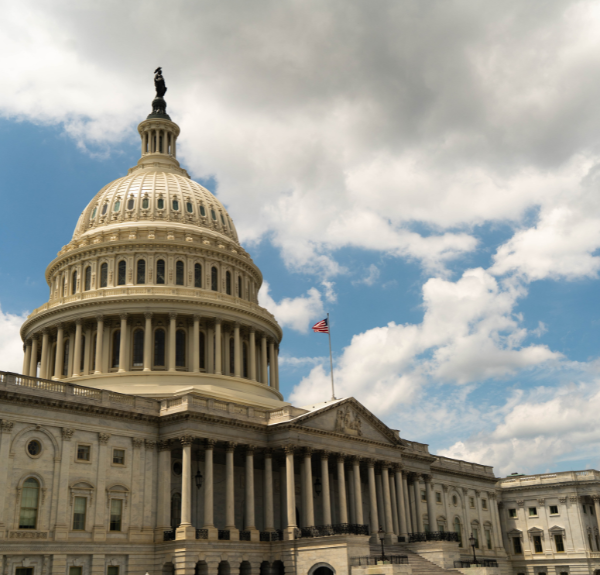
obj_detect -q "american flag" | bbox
[312,318,329,333]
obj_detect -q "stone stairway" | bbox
[369,543,461,574]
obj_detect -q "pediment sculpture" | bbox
[335,405,362,436]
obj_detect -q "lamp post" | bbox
[378,526,386,560]
[194,458,203,530]
[468,533,478,564]
[314,475,322,497]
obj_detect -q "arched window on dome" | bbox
[226,271,232,295]
[113,199,121,212]
[172,199,179,211]
[199,331,206,370]
[127,197,134,210]
[112,330,121,369]
[186,201,193,213]
[132,329,144,368]
[137,260,146,284]
[176,329,186,368]
[63,338,70,377]
[100,263,108,288]
[200,205,206,217]
[237,276,243,299]
[154,329,166,367]
[156,260,165,285]
[211,208,217,221]
[117,260,126,286]
[72,270,78,295]
[84,266,91,291]
[142,197,149,210]
[19,477,40,529]
[243,342,248,378]
[101,203,108,216]
[194,264,202,288]
[176,261,184,286]
[221,214,226,227]
[157,198,164,210]
[229,337,235,375]
[211,267,218,291]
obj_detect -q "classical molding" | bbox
[98,433,111,444]
[1,420,14,433]
[132,438,144,449]
[61,428,74,441]
[144,439,156,450]
[179,435,194,446]
[158,440,171,451]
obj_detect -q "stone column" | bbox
[261,335,268,384]
[214,319,222,375]
[207,325,214,374]
[202,440,217,538]
[234,323,241,377]
[394,467,408,538]
[273,345,279,391]
[425,475,436,532]
[321,452,332,525]
[367,460,379,534]
[279,457,287,529]
[403,473,412,533]
[303,449,315,526]
[284,446,297,540]
[249,328,256,381]
[29,336,39,378]
[414,475,424,532]
[169,312,177,372]
[83,324,92,376]
[489,493,503,549]
[22,341,31,376]
[156,441,171,541]
[475,490,486,548]
[376,470,385,531]
[53,428,75,539]
[245,446,258,539]
[176,436,195,540]
[94,316,104,374]
[40,330,49,379]
[72,320,82,377]
[337,455,348,523]
[143,313,152,371]
[269,341,275,387]
[92,432,109,541]
[264,450,275,531]
[54,324,65,379]
[461,488,471,547]
[352,457,364,524]
[117,314,127,372]
[225,442,239,539]
[389,473,399,535]
[192,315,200,372]
[0,420,14,535]
[382,465,394,539]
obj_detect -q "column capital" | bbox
[41,328,49,335]
[119,313,128,321]
[179,435,194,446]
[488,491,497,500]
[442,484,450,493]
[145,439,157,450]
[75,318,83,326]
[205,438,217,448]
[98,432,111,445]
[158,440,171,451]
[95,314,104,321]
[132,438,144,449]
[392,463,404,472]
[422,474,433,483]
[303,447,314,456]
[169,312,177,320]
[1,420,14,433]
[592,495,600,503]
[144,311,153,319]
[215,317,222,326]
[380,461,391,470]
[283,444,295,454]
[537,498,545,505]
[337,453,346,463]
[234,321,241,328]
[320,450,331,460]
[250,326,256,334]
[263,448,273,458]
[193,314,201,321]
[226,441,237,452]
[244,444,257,455]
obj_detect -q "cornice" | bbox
[498,481,600,494]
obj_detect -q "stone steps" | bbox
[368,544,460,575]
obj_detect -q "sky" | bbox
[2,0,600,477]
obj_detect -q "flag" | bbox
[312,318,329,333]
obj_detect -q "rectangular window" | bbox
[110,499,123,531]
[438,523,445,532]
[529,506,537,516]
[76,445,90,461]
[436,492,442,503]
[421,490,427,502]
[473,527,479,548]
[72,496,87,530]
[555,534,564,552]
[533,535,543,553]
[549,505,559,515]
[485,529,492,549]
[424,522,430,533]
[112,449,125,465]
[16,569,33,575]
[70,568,82,575]
[509,508,517,518]
[470,497,475,508]
[513,537,522,554]
[482,498,488,509]
[583,504,587,514]
[107,568,119,575]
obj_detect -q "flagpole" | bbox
[327,313,336,400]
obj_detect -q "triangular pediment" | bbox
[292,398,403,446]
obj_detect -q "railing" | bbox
[239,530,251,541]
[300,524,370,538]
[196,529,208,540]
[163,530,175,541]
[409,531,459,543]
[218,530,230,540]
[454,560,498,568]
[260,530,282,542]
[350,557,408,566]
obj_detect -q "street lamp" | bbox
[314,476,322,496]
[468,533,478,564]
[194,467,203,490]
[378,526,386,560]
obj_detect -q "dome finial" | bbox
[148,67,171,120]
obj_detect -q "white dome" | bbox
[73,170,239,243]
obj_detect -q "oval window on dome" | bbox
[101,203,108,215]
[220,214,226,226]
[211,209,217,221]
[142,197,149,209]
[157,198,164,210]
[200,205,206,217]
[172,199,179,211]
[113,200,121,212]
[127,198,134,210]
[91,207,97,219]
[186,201,193,213]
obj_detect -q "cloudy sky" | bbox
[2,0,600,476]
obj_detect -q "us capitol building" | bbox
[2,74,600,575]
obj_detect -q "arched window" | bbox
[199,331,206,370]
[137,260,146,284]
[171,492,181,529]
[84,266,91,291]
[243,342,248,378]
[154,329,166,367]
[157,198,164,209]
[226,271,232,295]
[117,260,126,286]
[454,517,462,547]
[100,263,108,288]
[211,267,218,291]
[63,338,70,377]
[229,337,234,374]
[19,477,40,529]
[112,330,121,368]
[238,276,242,298]
[127,198,134,210]
[194,263,202,288]
[172,199,179,211]
[72,270,78,294]
[176,261,184,286]
[142,197,149,209]
[156,260,165,285]
[176,329,186,367]
[132,329,144,367]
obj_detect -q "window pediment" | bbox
[507,528,523,538]
[549,525,566,535]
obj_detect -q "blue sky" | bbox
[2,0,600,477]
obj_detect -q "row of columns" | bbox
[142,127,177,157]
[21,314,279,390]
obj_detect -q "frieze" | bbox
[9,531,48,539]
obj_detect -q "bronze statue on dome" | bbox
[148,67,171,119]
[154,67,167,98]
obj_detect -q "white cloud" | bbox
[258,281,325,333]
[0,306,28,374]
[353,264,380,286]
